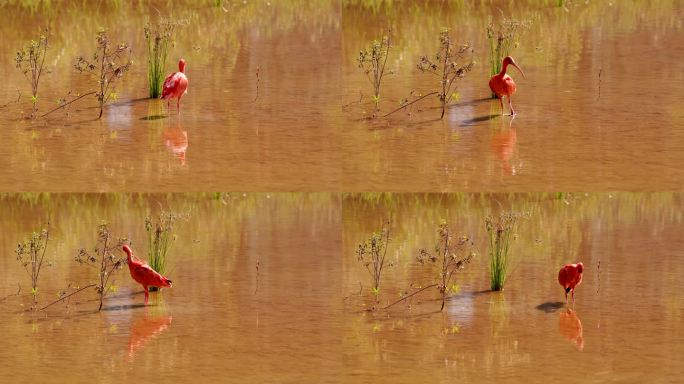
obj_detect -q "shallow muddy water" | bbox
[2,1,683,192]
[342,1,684,191]
[0,193,341,382]
[0,1,341,192]
[342,193,683,382]
[0,193,682,382]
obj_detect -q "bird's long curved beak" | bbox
[511,62,526,79]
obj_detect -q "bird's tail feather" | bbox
[565,287,571,294]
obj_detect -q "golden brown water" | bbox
[0,1,341,191]
[342,193,683,382]
[2,1,683,191]
[342,1,684,191]
[1,0,684,382]
[0,193,341,382]
[1,193,682,382]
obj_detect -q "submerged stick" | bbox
[383,92,438,118]
[342,91,364,110]
[381,283,437,310]
[253,66,260,102]
[0,89,21,109]
[596,260,601,295]
[40,284,96,310]
[0,283,22,303]
[41,91,96,117]
[254,260,260,294]
[596,67,602,101]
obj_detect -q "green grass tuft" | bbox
[145,19,180,98]
[486,213,519,291]
[146,211,177,281]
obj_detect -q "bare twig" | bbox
[342,91,364,110]
[254,260,260,294]
[0,89,21,109]
[253,66,260,102]
[0,283,22,303]
[40,284,96,310]
[596,260,601,295]
[383,91,438,117]
[381,283,438,310]
[596,67,602,101]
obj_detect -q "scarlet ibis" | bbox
[122,245,172,305]
[161,59,189,113]
[558,262,583,305]
[489,56,525,116]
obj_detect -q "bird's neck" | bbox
[499,62,509,76]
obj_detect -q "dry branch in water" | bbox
[40,284,96,311]
[75,223,128,311]
[74,31,132,119]
[417,30,474,119]
[418,222,475,311]
[357,29,392,114]
[254,66,260,102]
[16,29,48,117]
[356,221,392,304]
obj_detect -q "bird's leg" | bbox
[564,291,568,304]
[508,96,516,116]
[572,289,576,307]
[499,96,504,115]
[144,287,149,305]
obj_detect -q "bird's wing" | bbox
[133,263,167,286]
[161,72,178,98]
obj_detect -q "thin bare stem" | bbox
[40,284,96,310]
[381,283,438,310]
[383,92,439,117]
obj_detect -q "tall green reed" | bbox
[146,211,177,289]
[485,213,519,291]
[145,19,180,98]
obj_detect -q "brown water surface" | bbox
[0,1,341,191]
[0,193,341,382]
[342,1,684,191]
[342,193,683,382]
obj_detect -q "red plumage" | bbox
[489,56,525,116]
[161,59,189,113]
[558,262,583,305]
[123,245,172,305]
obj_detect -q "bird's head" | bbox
[503,56,525,79]
[163,278,173,288]
[122,245,133,258]
[576,262,584,274]
[179,58,186,73]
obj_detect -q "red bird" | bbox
[489,56,525,116]
[161,58,189,113]
[123,245,173,305]
[558,262,583,305]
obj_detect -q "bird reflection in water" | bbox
[127,314,173,360]
[491,116,517,175]
[163,124,188,165]
[558,309,584,351]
